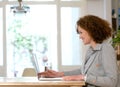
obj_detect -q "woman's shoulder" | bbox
[101,41,115,52]
[102,41,113,48]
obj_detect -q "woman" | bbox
[38,15,118,87]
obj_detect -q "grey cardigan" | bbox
[64,42,118,87]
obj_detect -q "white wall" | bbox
[86,0,112,24]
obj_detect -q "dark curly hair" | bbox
[76,15,112,43]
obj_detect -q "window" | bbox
[0,8,3,66]
[61,7,82,65]
[0,0,86,77]
[9,0,54,1]
[6,5,57,77]
[61,0,80,1]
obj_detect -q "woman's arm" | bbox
[64,68,81,76]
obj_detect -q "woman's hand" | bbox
[38,70,64,78]
[62,75,85,81]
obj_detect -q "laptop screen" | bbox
[31,53,40,74]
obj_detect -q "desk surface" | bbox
[0,77,85,87]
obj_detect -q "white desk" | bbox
[0,77,85,87]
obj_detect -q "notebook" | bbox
[31,53,63,81]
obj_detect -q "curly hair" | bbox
[76,15,112,43]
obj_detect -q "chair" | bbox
[22,68,37,77]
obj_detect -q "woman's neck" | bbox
[90,41,97,49]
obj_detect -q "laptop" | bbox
[31,53,63,81]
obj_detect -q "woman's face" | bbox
[77,26,93,45]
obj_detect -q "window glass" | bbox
[0,8,3,65]
[9,0,54,1]
[61,0,81,1]
[6,5,57,77]
[61,7,82,65]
